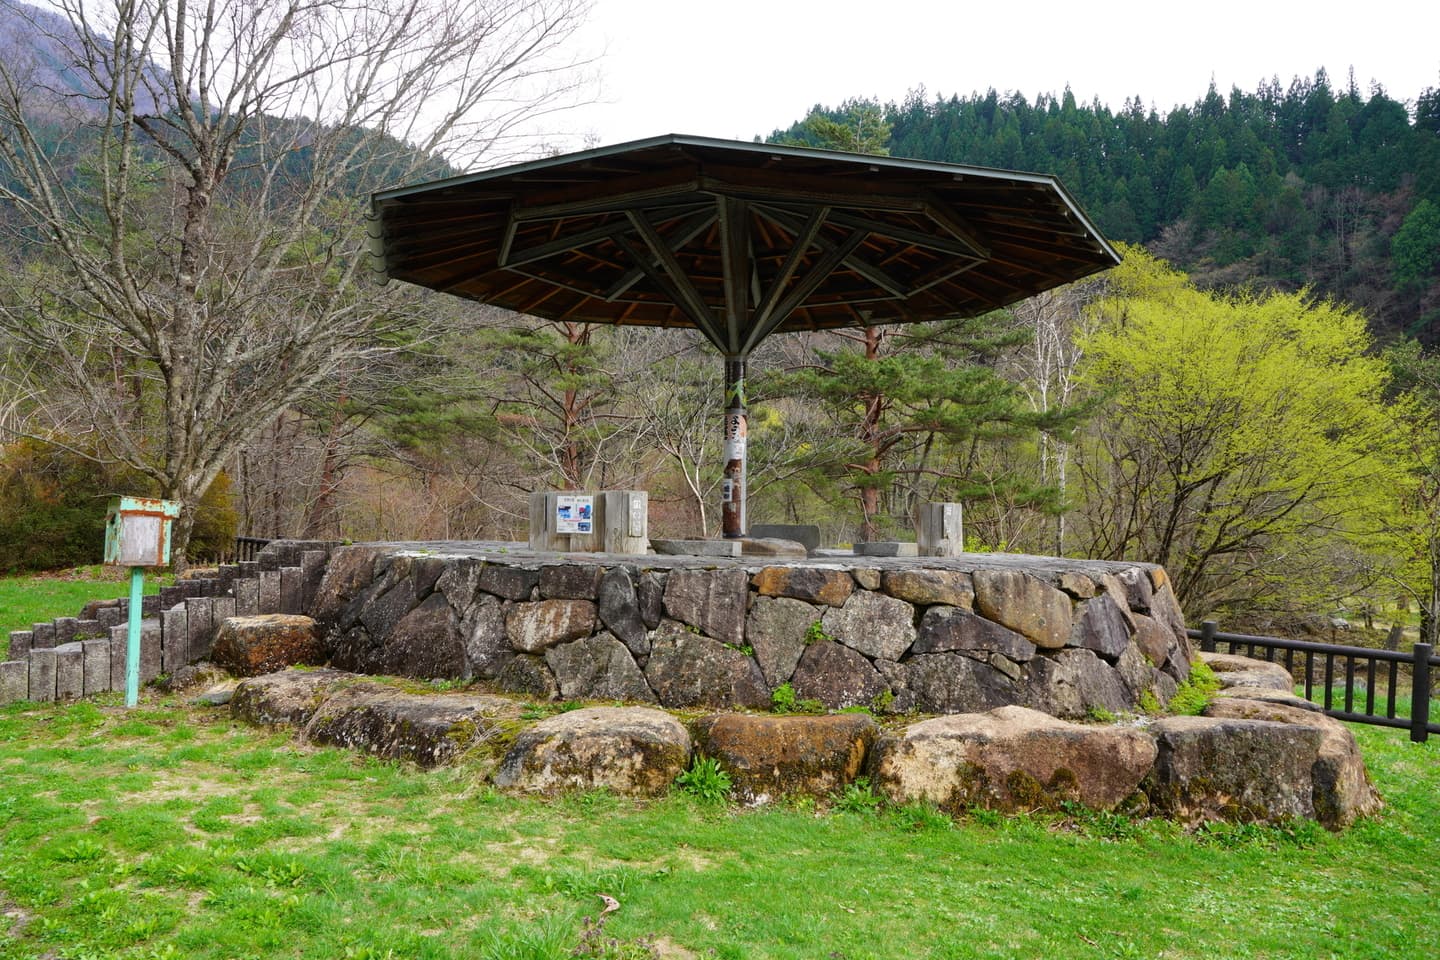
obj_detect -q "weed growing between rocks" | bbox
[769,682,823,714]
[1168,660,1221,715]
[674,756,731,804]
[832,776,884,814]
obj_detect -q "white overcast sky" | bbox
[559,0,1439,148]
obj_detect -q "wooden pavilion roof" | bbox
[368,135,1120,355]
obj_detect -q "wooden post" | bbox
[721,356,747,539]
[1411,642,1432,744]
[917,502,963,557]
[125,566,143,707]
[1199,620,1218,653]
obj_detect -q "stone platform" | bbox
[310,542,1194,720]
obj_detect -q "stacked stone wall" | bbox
[313,546,1195,720]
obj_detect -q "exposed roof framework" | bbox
[369,135,1121,356]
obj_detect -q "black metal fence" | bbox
[1193,621,1436,743]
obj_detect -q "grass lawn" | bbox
[0,695,1435,960]
[0,568,167,658]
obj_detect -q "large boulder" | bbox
[1203,697,1381,829]
[304,688,523,768]
[211,614,323,677]
[545,633,656,703]
[644,629,768,709]
[871,707,1157,813]
[230,668,362,726]
[972,570,1073,650]
[694,713,879,803]
[820,590,916,662]
[494,706,691,796]
[1144,716,1326,825]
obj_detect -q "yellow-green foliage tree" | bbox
[1072,247,1405,618]
[1386,341,1440,644]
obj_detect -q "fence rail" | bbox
[1192,620,1435,743]
[234,537,273,563]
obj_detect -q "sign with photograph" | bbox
[555,494,594,534]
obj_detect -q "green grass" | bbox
[0,696,1435,959]
[0,568,168,658]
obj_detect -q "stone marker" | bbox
[186,597,214,662]
[162,603,189,673]
[54,643,84,699]
[650,538,741,558]
[0,661,28,705]
[82,638,110,696]
[27,648,57,702]
[749,524,820,555]
[7,631,32,659]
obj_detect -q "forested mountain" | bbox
[771,73,1440,343]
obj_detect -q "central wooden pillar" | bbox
[721,355,748,538]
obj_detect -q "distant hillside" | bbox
[772,74,1440,343]
[0,0,174,118]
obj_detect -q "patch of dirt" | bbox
[1,891,35,940]
[651,936,701,959]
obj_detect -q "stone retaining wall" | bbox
[312,544,1195,720]
[1,540,340,706]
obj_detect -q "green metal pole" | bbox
[126,566,143,708]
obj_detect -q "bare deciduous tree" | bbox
[0,0,593,564]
